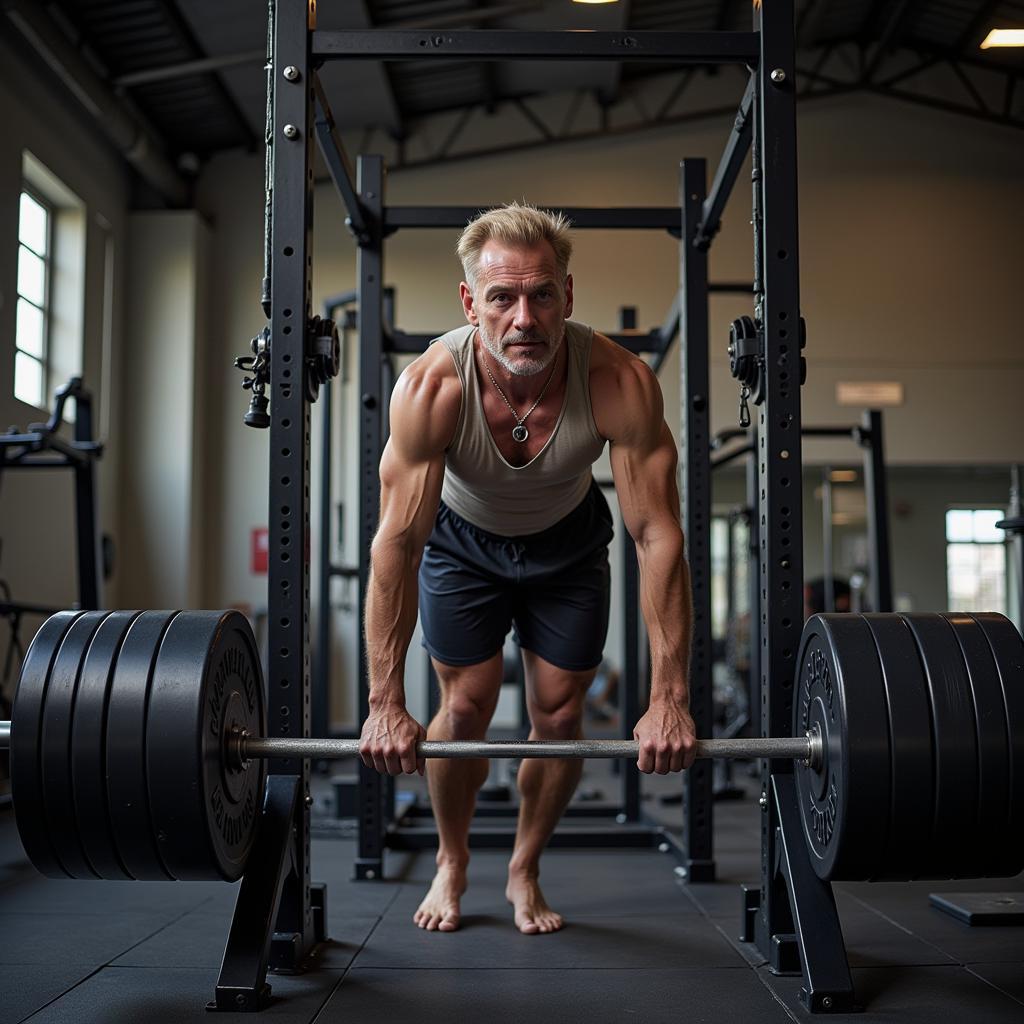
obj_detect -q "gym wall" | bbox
[0,31,129,617]
[119,212,214,610]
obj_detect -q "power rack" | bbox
[223,0,854,1013]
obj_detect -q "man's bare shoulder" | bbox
[390,340,463,458]
[590,329,658,384]
[589,331,663,443]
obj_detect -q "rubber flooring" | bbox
[0,764,1021,1023]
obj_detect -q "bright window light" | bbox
[15,188,51,409]
[945,508,1008,614]
[946,508,1006,544]
[980,29,1024,48]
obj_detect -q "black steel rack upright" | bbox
[225,0,857,1013]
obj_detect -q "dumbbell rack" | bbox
[220,0,851,1013]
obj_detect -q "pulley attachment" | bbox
[727,314,807,427]
[235,316,341,426]
[304,315,341,402]
[235,326,272,429]
[728,315,763,427]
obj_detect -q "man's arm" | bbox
[597,345,696,774]
[361,347,459,776]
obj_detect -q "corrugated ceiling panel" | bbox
[53,0,252,153]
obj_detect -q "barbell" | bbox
[1,608,1021,886]
[233,735,818,763]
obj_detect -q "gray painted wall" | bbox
[120,211,212,608]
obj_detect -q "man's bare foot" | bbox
[413,861,467,931]
[505,870,564,934]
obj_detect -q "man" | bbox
[360,203,696,935]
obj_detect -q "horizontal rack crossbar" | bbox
[312,30,761,64]
[383,207,684,231]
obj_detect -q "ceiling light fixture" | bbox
[980,29,1024,48]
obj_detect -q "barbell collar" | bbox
[236,732,820,768]
[0,721,8,748]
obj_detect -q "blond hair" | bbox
[456,202,573,292]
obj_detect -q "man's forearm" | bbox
[365,537,422,709]
[635,528,692,706]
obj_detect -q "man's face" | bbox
[460,239,573,377]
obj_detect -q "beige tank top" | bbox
[438,321,606,536]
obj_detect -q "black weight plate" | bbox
[10,611,85,877]
[862,614,934,882]
[902,614,978,880]
[71,611,141,879]
[794,614,891,881]
[40,611,109,878]
[146,610,265,881]
[971,613,1024,877]
[942,613,1011,878]
[106,611,178,880]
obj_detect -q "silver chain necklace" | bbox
[482,347,559,443]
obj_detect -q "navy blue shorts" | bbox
[419,481,614,671]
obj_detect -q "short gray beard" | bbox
[478,323,561,377]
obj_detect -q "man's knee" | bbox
[529,695,584,740]
[440,688,495,737]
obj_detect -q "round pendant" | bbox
[512,424,529,443]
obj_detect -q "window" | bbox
[15,190,52,408]
[15,152,86,413]
[946,508,1007,613]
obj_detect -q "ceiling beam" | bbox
[857,0,894,41]
[948,59,990,114]
[144,0,256,149]
[869,81,1023,131]
[3,0,188,203]
[795,0,828,47]
[901,36,1023,75]
[861,0,918,83]
[953,0,1003,53]
[113,50,264,87]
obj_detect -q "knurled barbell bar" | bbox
[232,734,819,764]
[1,608,1021,886]
[0,727,824,763]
